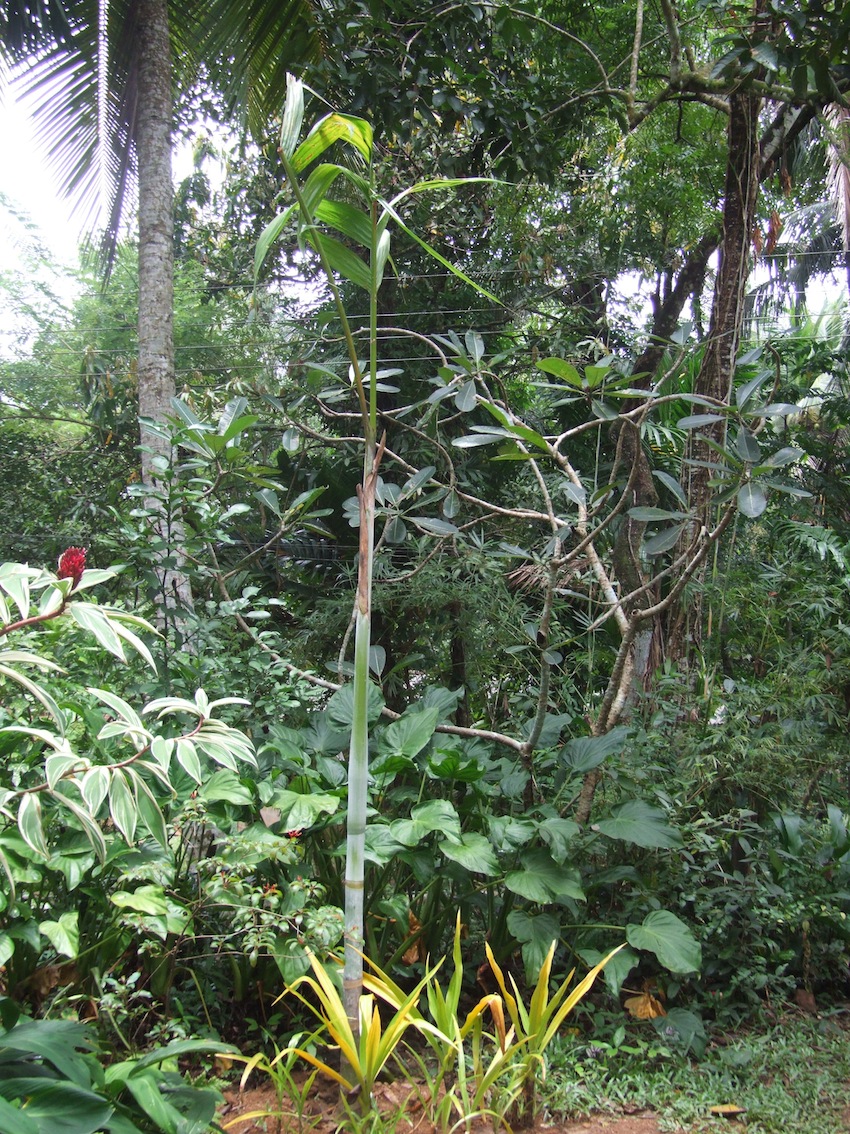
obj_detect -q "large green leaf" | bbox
[737,481,767,518]
[0,1095,39,1134]
[199,769,254,807]
[0,1081,112,1134]
[505,848,585,903]
[267,789,340,830]
[594,800,683,849]
[563,727,630,773]
[535,357,582,387]
[507,909,561,981]
[291,112,373,171]
[39,911,79,959]
[627,910,702,973]
[0,1017,97,1086]
[390,800,461,846]
[315,198,373,248]
[379,707,439,759]
[326,680,385,729]
[310,232,371,290]
[439,832,498,875]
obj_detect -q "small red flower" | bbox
[285,829,303,840]
[57,547,87,588]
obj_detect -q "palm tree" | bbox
[1,0,319,619]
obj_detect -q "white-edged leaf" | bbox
[69,603,125,660]
[80,766,110,816]
[127,769,169,849]
[18,793,48,857]
[0,663,64,724]
[56,794,108,860]
[45,750,79,790]
[108,770,136,843]
[0,564,34,619]
[279,73,305,160]
[109,619,157,671]
[176,740,203,784]
[90,689,142,729]
[150,736,174,772]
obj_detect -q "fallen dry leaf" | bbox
[624,991,666,1020]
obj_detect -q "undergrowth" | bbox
[543,1012,850,1134]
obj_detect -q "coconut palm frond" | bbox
[8,0,320,272]
[0,0,73,63]
[199,0,321,140]
[826,104,850,254]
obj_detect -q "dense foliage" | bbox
[2,0,850,1130]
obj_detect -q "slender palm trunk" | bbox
[136,0,193,625]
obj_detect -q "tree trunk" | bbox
[667,88,760,662]
[136,0,193,626]
[688,89,761,524]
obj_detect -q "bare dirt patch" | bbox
[218,1080,680,1134]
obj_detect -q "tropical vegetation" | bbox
[1,1,850,1131]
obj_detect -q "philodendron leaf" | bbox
[505,848,585,903]
[507,909,561,982]
[594,799,683,849]
[326,680,385,729]
[579,944,639,997]
[439,832,498,875]
[563,726,630,773]
[379,707,440,759]
[268,789,340,831]
[627,910,702,974]
[39,911,79,959]
[390,799,461,846]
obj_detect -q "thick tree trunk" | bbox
[136,0,193,624]
[666,89,760,662]
[688,89,761,522]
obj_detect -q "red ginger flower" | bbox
[57,547,87,588]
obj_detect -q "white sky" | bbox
[0,94,82,267]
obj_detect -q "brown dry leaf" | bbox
[765,209,783,254]
[624,991,666,1020]
[401,909,425,965]
[28,962,78,998]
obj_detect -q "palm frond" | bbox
[198,0,321,139]
[826,104,850,254]
[0,0,73,63]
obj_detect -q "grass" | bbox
[542,1011,850,1133]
